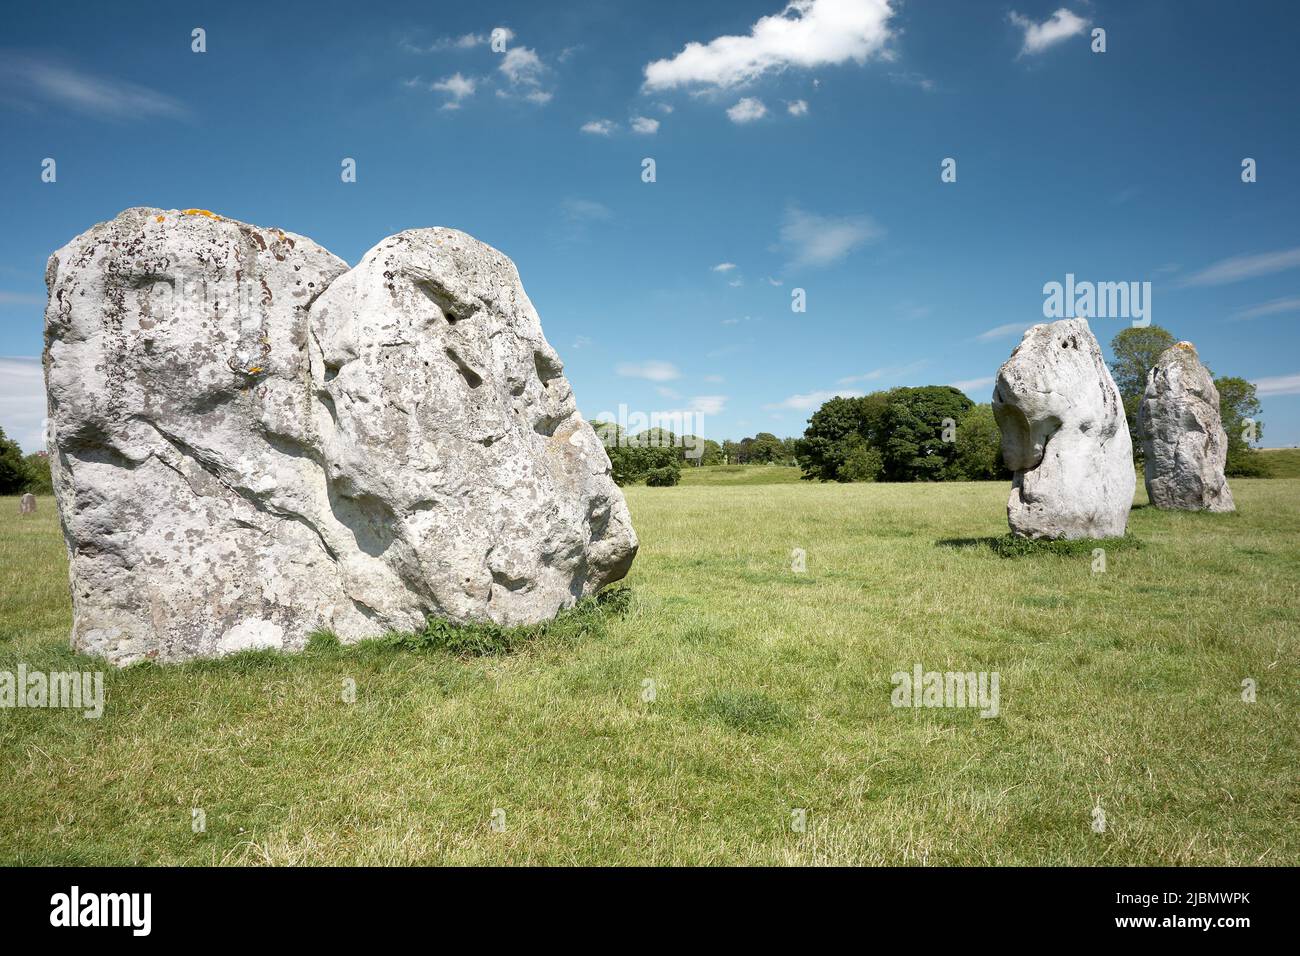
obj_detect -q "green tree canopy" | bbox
[878,386,974,481]
[1215,376,1269,477]
[0,426,29,495]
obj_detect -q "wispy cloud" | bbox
[1231,296,1300,321]
[561,198,612,222]
[642,0,895,91]
[950,376,995,394]
[400,27,514,54]
[0,291,44,306]
[1177,248,1300,288]
[630,115,660,134]
[975,322,1031,342]
[1252,373,1300,397]
[888,71,936,92]
[616,360,680,382]
[0,356,46,452]
[779,204,883,269]
[0,55,188,121]
[764,388,862,412]
[580,119,617,135]
[1009,8,1090,57]
[836,360,927,385]
[786,99,809,116]
[711,262,737,272]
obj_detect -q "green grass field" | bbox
[1260,448,1300,478]
[1,473,1297,865]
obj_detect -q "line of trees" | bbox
[793,386,1008,483]
[0,427,52,495]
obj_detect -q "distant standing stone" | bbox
[1138,341,1235,512]
[19,493,36,515]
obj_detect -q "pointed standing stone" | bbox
[1137,341,1235,512]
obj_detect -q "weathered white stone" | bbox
[44,208,637,665]
[992,318,1135,539]
[19,493,36,515]
[1138,341,1234,512]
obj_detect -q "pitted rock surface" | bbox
[44,208,636,665]
[992,318,1135,539]
[1137,341,1234,512]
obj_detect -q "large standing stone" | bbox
[44,208,637,665]
[992,318,1134,539]
[1137,341,1234,512]
[19,493,36,515]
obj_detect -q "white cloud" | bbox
[780,204,883,269]
[497,46,552,103]
[975,322,1031,342]
[616,360,681,382]
[657,102,675,113]
[711,262,737,272]
[0,55,187,121]
[1231,296,1300,321]
[1177,248,1300,288]
[643,0,895,91]
[430,72,476,108]
[630,115,660,134]
[950,376,996,394]
[572,335,593,350]
[1008,8,1090,56]
[500,46,543,86]
[728,278,744,287]
[1252,373,1300,397]
[727,97,768,123]
[581,119,617,135]
[764,388,862,412]
[0,357,46,452]
[787,99,809,116]
[766,276,784,286]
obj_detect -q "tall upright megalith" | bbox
[992,318,1135,539]
[44,208,637,665]
[1137,341,1235,512]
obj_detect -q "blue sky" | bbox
[2,0,1298,452]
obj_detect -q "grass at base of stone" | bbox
[318,586,632,658]
[1,483,1296,866]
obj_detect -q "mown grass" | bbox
[0,477,1296,866]
[678,464,803,485]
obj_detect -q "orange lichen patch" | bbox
[181,209,223,220]
[247,366,264,374]
[155,215,165,223]
[1175,341,1196,351]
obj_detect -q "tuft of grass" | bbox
[700,690,794,734]
[383,585,631,656]
[989,533,1143,558]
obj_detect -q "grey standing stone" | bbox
[44,208,637,665]
[19,493,36,515]
[1137,341,1234,512]
[992,318,1135,539]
